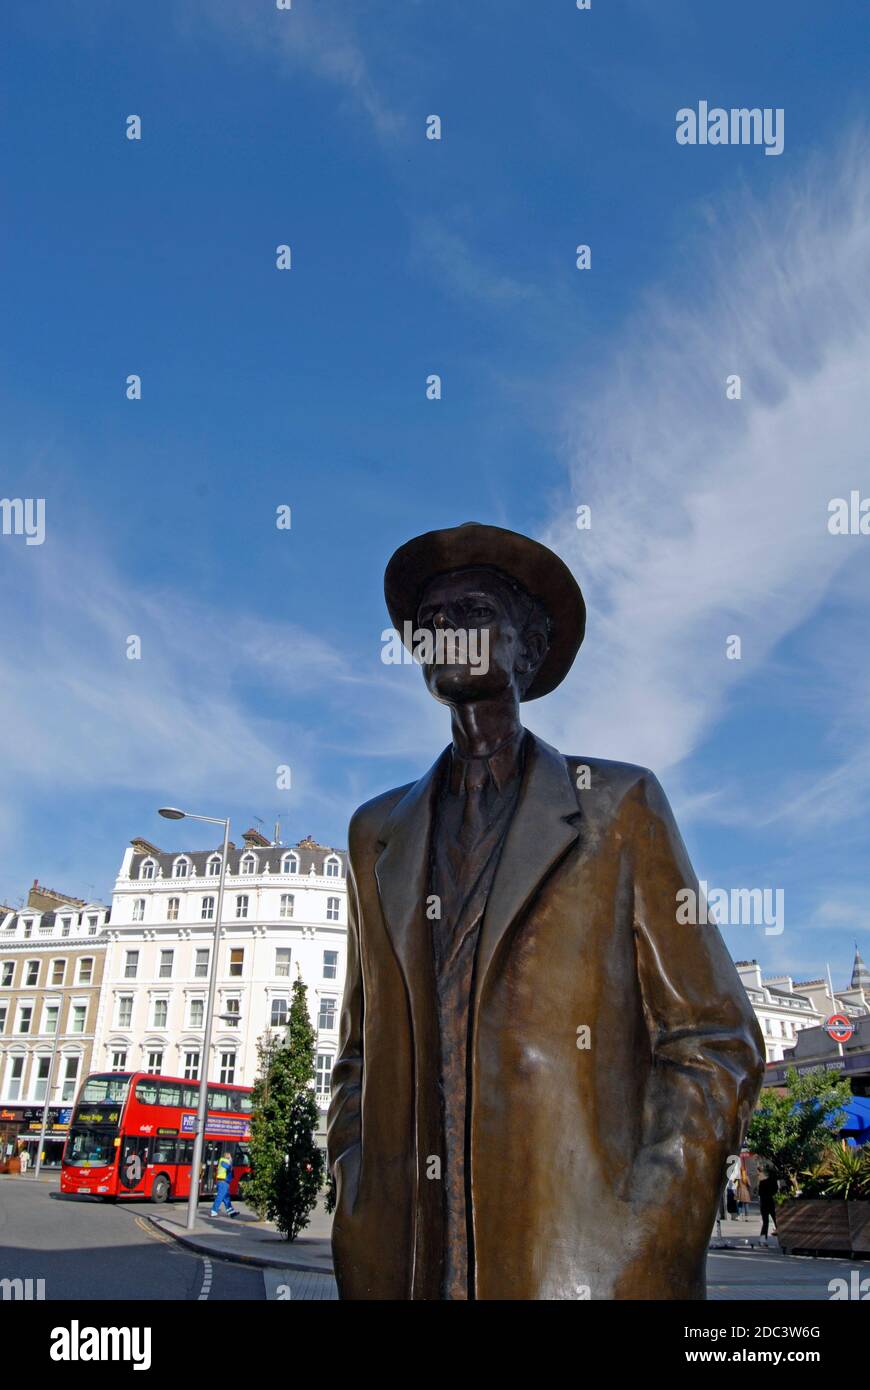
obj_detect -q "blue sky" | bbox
[2,0,869,988]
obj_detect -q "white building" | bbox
[736,953,869,1064]
[92,829,347,1139]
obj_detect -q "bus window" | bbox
[80,1075,131,1105]
[136,1079,159,1105]
[207,1088,229,1111]
[65,1128,118,1167]
[150,1136,179,1164]
[182,1085,199,1109]
[156,1082,182,1107]
[238,1092,252,1114]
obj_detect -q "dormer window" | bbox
[240,854,257,876]
[281,853,299,875]
[173,857,190,879]
[207,855,222,877]
[324,856,341,879]
[140,860,156,880]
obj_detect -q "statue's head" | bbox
[415,566,550,706]
[384,523,586,707]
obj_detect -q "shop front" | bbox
[0,1106,72,1170]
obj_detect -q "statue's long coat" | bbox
[327,734,764,1300]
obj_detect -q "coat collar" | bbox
[374,732,582,1009]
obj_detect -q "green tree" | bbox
[746,1067,853,1193]
[243,976,325,1239]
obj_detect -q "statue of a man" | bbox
[327,522,764,1299]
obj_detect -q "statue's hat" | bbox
[384,522,585,701]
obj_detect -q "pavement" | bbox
[2,1176,865,1301]
[145,1198,336,1277]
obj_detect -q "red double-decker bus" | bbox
[60,1071,252,1203]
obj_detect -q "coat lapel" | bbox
[473,734,582,1012]
[374,746,450,1299]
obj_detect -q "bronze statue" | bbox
[327,522,764,1299]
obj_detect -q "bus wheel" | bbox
[151,1175,171,1204]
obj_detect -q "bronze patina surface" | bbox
[328,522,765,1300]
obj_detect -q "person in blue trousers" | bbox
[209,1151,239,1217]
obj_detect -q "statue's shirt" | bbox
[430,730,526,1299]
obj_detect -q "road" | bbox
[0,1177,264,1301]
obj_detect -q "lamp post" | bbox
[33,1016,61,1179]
[159,806,230,1231]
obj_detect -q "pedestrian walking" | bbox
[726,1180,738,1216]
[758,1170,779,1241]
[18,1145,29,1174]
[209,1151,239,1218]
[736,1170,752,1220]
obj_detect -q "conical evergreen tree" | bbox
[243,975,325,1239]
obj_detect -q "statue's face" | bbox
[416,567,543,705]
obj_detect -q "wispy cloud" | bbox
[531,130,870,835]
[186,0,405,143]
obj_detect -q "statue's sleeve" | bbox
[626,772,765,1267]
[326,856,364,1190]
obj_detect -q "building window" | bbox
[6,1056,24,1100]
[229,949,244,977]
[61,917,72,936]
[318,998,337,1030]
[315,1053,333,1096]
[32,1055,52,1102]
[44,1003,59,1035]
[17,1005,33,1035]
[275,948,291,978]
[235,895,249,920]
[281,853,298,874]
[22,919,33,938]
[124,950,139,979]
[201,896,215,921]
[219,1052,236,1084]
[173,858,190,879]
[132,898,146,923]
[111,1050,127,1072]
[194,949,209,979]
[88,916,99,934]
[323,950,338,980]
[224,998,241,1028]
[280,894,294,919]
[146,1051,163,1075]
[141,860,156,880]
[26,960,40,987]
[71,1004,86,1034]
[159,950,174,979]
[183,1051,200,1081]
[270,998,288,1027]
[152,999,168,1028]
[326,897,340,922]
[51,959,65,986]
[117,996,133,1028]
[167,897,180,922]
[61,1056,79,1102]
[1,962,13,987]
[77,958,94,985]
[325,856,341,878]
[189,998,204,1028]
[240,854,256,875]
[207,855,222,877]
[0,1003,7,1033]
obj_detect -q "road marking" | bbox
[198,1257,213,1301]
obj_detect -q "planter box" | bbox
[849,1202,870,1256]
[777,1198,870,1257]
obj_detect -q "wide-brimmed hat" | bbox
[384,522,586,701]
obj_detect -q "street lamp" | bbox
[158,805,230,1231]
[33,1016,61,1179]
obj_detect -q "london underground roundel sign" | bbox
[825,1013,854,1044]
